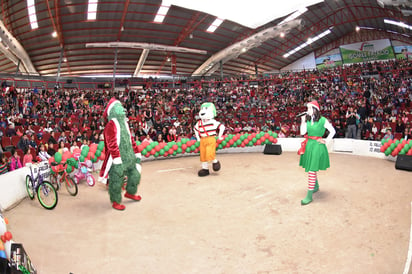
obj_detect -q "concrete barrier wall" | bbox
[0,138,387,211]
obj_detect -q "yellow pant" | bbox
[200,136,216,162]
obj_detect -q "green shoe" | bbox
[313,180,319,193]
[301,190,314,205]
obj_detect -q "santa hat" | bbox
[103,97,120,120]
[307,100,320,110]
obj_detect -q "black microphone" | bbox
[296,112,307,117]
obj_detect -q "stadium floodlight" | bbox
[283,28,331,58]
[206,18,224,33]
[87,0,98,21]
[384,19,412,31]
[27,0,38,29]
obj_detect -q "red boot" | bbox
[112,202,125,210]
[124,192,142,201]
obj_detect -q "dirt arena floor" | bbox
[4,152,412,274]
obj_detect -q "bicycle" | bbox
[25,163,58,210]
[50,162,78,196]
[73,159,95,187]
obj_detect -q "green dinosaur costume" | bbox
[99,98,142,210]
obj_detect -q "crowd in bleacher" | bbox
[0,58,411,174]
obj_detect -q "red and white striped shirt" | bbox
[194,119,223,138]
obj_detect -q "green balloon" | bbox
[66,166,73,173]
[191,145,195,150]
[82,146,89,154]
[252,138,257,143]
[222,141,227,146]
[142,149,147,155]
[381,138,386,145]
[395,140,400,145]
[182,139,188,144]
[186,147,191,153]
[79,156,85,162]
[92,156,98,163]
[74,161,79,169]
[97,141,104,150]
[177,148,182,153]
[236,140,241,145]
[195,142,200,147]
[95,150,101,157]
[218,144,223,150]
[390,143,396,149]
[384,150,390,156]
[154,152,159,157]
[54,152,62,163]
[160,149,165,155]
[173,151,177,156]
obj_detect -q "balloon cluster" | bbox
[48,141,106,173]
[380,138,412,157]
[138,131,278,158]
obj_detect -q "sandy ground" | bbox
[3,152,412,274]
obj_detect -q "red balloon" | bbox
[229,139,235,145]
[241,143,246,147]
[150,149,156,155]
[181,144,187,150]
[256,140,262,145]
[247,135,253,141]
[172,144,178,150]
[99,152,105,160]
[264,133,270,138]
[164,152,168,157]
[48,157,55,164]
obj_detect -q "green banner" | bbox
[340,39,395,64]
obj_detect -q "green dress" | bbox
[299,116,330,172]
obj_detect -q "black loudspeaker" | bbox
[395,155,412,171]
[263,144,282,155]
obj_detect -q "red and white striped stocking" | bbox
[308,171,317,190]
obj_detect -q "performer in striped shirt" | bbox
[194,102,225,177]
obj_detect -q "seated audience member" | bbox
[403,128,412,140]
[0,154,9,174]
[58,131,67,143]
[5,124,16,137]
[29,135,37,149]
[383,129,394,140]
[9,149,22,171]
[142,134,153,144]
[17,133,30,151]
[46,142,56,157]
[23,147,33,166]
[48,132,58,144]
[57,140,68,154]
[38,144,51,161]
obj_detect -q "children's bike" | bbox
[73,159,95,186]
[25,163,58,210]
[50,162,78,196]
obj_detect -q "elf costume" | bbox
[194,102,225,177]
[99,98,142,210]
[299,101,335,205]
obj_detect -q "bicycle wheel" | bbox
[86,175,95,186]
[25,175,35,200]
[65,177,78,196]
[50,173,60,191]
[37,181,58,210]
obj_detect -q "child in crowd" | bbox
[9,149,22,171]
[38,143,51,161]
[23,147,33,166]
[0,154,8,174]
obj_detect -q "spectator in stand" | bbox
[75,132,83,143]
[371,123,378,136]
[67,131,76,144]
[29,135,37,150]
[383,129,394,140]
[16,127,24,137]
[345,106,359,139]
[395,120,405,134]
[17,133,30,152]
[22,147,33,166]
[5,124,16,137]
[9,148,22,171]
[90,132,100,144]
[46,141,56,156]
[58,131,67,143]
[25,125,35,136]
[157,133,165,144]
[142,134,153,144]
[57,141,68,154]
[403,128,412,141]
[167,127,177,142]
[44,122,53,133]
[80,138,89,150]
[61,121,70,131]
[0,154,8,174]
[48,132,58,144]
[38,143,51,161]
